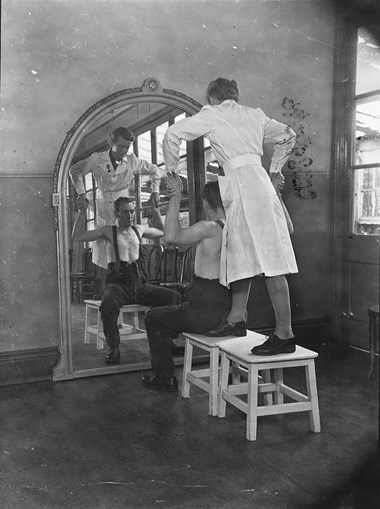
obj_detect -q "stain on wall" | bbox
[282,97,317,200]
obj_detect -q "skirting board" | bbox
[0,318,332,386]
[0,347,60,386]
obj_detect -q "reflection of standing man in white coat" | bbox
[69,127,165,268]
[163,78,298,356]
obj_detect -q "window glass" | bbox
[356,27,380,95]
[137,131,152,163]
[156,122,169,165]
[354,93,380,165]
[353,167,380,235]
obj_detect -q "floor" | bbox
[0,344,379,509]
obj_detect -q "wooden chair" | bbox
[368,305,379,378]
[182,331,272,417]
[84,300,149,350]
[218,337,321,441]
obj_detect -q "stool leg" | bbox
[274,368,284,405]
[246,364,259,441]
[305,360,321,433]
[209,347,219,416]
[181,338,193,399]
[218,352,230,418]
[368,316,376,379]
[84,304,90,344]
[261,369,273,406]
[96,308,104,350]
[133,311,140,331]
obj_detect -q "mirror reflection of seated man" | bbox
[69,126,164,269]
[142,173,232,393]
[72,197,182,364]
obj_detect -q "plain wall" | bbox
[0,0,335,360]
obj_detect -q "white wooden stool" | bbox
[181,331,272,417]
[84,300,149,350]
[218,337,321,441]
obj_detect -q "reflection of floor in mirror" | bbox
[70,303,205,373]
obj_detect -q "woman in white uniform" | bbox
[163,78,298,355]
[69,127,165,269]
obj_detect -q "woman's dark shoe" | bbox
[170,341,185,356]
[142,374,178,393]
[251,335,296,356]
[105,346,120,364]
[205,316,247,337]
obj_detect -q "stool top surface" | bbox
[368,305,379,316]
[218,336,318,363]
[84,300,149,311]
[182,330,266,347]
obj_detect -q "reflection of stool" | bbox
[218,338,321,441]
[368,305,379,378]
[181,331,272,417]
[84,300,149,350]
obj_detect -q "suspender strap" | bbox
[112,225,120,261]
[131,225,142,245]
[215,219,225,229]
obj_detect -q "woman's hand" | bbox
[270,172,285,195]
[165,172,183,197]
[150,192,160,208]
[77,194,88,212]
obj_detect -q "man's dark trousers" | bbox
[145,276,231,377]
[100,261,182,348]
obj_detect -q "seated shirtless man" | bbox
[72,197,181,364]
[142,174,231,393]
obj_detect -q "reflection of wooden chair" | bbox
[180,245,196,285]
[368,305,379,378]
[84,300,149,350]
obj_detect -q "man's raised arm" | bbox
[72,210,109,243]
[164,173,214,246]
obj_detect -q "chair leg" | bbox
[368,316,376,379]
[181,338,193,399]
[96,308,104,350]
[84,304,90,344]
[218,352,230,418]
[246,364,259,441]
[274,367,284,405]
[305,360,321,433]
[261,369,273,406]
[209,347,219,416]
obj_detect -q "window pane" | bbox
[353,167,380,235]
[356,27,380,95]
[156,122,169,165]
[354,93,380,165]
[85,173,93,191]
[137,131,152,163]
[174,113,187,157]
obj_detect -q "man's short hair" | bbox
[109,127,135,143]
[202,181,223,211]
[114,196,135,214]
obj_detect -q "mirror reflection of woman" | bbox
[163,78,298,356]
[69,126,165,269]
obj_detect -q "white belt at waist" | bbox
[223,154,262,172]
[96,190,130,200]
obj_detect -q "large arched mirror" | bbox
[52,78,220,381]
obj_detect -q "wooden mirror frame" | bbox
[52,78,202,381]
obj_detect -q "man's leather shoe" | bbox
[142,374,178,393]
[205,316,247,337]
[251,335,296,356]
[171,341,185,356]
[105,347,120,364]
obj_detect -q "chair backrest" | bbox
[159,246,180,283]
[180,245,196,284]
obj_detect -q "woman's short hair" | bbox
[207,78,239,104]
[202,181,224,211]
[114,196,135,214]
[109,127,135,144]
